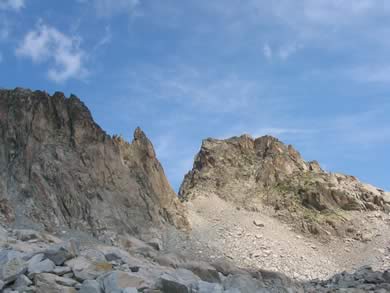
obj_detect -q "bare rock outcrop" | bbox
[0,88,188,236]
[179,134,388,236]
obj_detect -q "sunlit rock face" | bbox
[0,88,188,235]
[180,134,388,236]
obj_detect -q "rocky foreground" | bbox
[1,226,390,293]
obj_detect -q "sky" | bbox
[0,0,389,191]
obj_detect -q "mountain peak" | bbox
[180,133,388,237]
[0,88,188,235]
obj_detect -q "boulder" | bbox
[80,249,107,263]
[223,274,264,293]
[13,274,32,289]
[0,250,28,284]
[65,256,112,281]
[79,280,103,293]
[197,280,223,293]
[158,268,200,293]
[34,273,77,293]
[99,271,147,292]
[28,258,56,275]
[44,239,79,265]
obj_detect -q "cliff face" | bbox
[0,88,188,235]
[179,134,388,235]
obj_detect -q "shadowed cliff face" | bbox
[179,134,389,236]
[0,88,188,235]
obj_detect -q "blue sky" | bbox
[0,0,389,191]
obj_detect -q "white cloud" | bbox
[94,0,139,18]
[0,0,24,11]
[16,23,87,83]
[263,42,301,61]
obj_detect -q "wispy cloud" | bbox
[252,127,313,137]
[16,22,88,83]
[125,65,263,114]
[263,42,302,61]
[0,0,25,11]
[93,25,111,51]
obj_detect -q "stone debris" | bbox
[0,225,389,292]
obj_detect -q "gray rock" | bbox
[197,280,223,293]
[28,258,56,275]
[146,238,163,251]
[122,288,138,293]
[65,256,113,281]
[179,261,221,283]
[97,246,144,268]
[0,280,4,290]
[14,229,41,241]
[27,253,45,268]
[34,273,77,293]
[154,252,187,268]
[55,276,79,287]
[53,266,72,275]
[79,280,103,293]
[44,239,79,265]
[13,274,32,289]
[0,250,28,284]
[158,268,200,293]
[99,271,147,292]
[223,274,264,293]
[80,249,107,263]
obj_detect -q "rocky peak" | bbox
[179,134,314,200]
[0,88,188,236]
[180,133,388,237]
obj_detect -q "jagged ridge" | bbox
[0,88,188,236]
